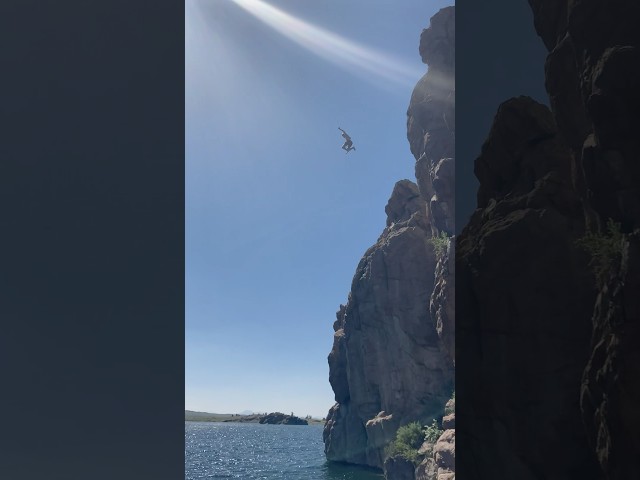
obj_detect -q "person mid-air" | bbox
[338,127,356,153]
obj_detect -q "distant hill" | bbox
[185,410,235,422]
[185,410,219,419]
[185,410,323,425]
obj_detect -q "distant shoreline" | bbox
[185,410,324,425]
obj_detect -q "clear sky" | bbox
[186,0,453,419]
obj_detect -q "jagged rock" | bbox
[432,429,455,473]
[419,6,454,72]
[384,456,416,480]
[417,441,434,457]
[430,238,454,364]
[365,411,398,463]
[430,157,455,235]
[435,471,454,480]
[444,397,454,415]
[456,96,599,478]
[473,96,569,208]
[328,327,349,404]
[441,414,454,430]
[385,180,426,227]
[415,424,455,480]
[415,455,437,480]
[323,402,368,465]
[580,233,640,479]
[530,0,640,229]
[407,6,455,235]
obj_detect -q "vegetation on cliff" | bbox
[576,219,625,286]
[428,231,450,258]
[385,418,445,467]
[386,422,424,465]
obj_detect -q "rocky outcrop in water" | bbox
[457,1,640,478]
[323,6,455,474]
[258,412,308,425]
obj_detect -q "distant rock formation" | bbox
[259,412,308,425]
[323,6,455,475]
[457,1,640,478]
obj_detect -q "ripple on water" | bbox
[185,422,383,480]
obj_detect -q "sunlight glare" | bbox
[230,0,429,90]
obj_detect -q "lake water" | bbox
[185,421,384,480]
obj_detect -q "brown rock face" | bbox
[324,180,453,469]
[432,429,455,476]
[441,414,454,430]
[458,1,640,478]
[323,6,455,473]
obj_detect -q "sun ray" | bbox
[229,0,429,90]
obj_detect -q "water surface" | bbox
[185,421,383,480]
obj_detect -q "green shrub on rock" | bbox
[423,419,443,443]
[386,421,424,464]
[576,218,625,285]
[428,231,450,258]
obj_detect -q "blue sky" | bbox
[186,0,453,418]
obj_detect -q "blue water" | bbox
[185,422,384,480]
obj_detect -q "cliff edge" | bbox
[323,7,455,476]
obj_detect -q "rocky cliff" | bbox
[457,1,640,478]
[323,6,455,476]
